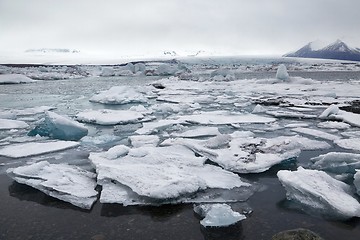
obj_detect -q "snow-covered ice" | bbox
[292,127,340,141]
[317,121,350,130]
[194,204,246,227]
[129,135,160,147]
[28,111,88,140]
[171,126,220,138]
[277,167,360,219]
[0,119,29,130]
[7,161,97,209]
[89,145,249,202]
[319,105,360,127]
[334,138,360,151]
[89,86,147,105]
[0,141,80,158]
[76,109,144,125]
[0,74,36,84]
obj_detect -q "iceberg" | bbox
[89,86,147,105]
[7,161,98,209]
[319,105,360,127]
[0,141,79,158]
[334,138,360,151]
[277,167,360,219]
[28,111,88,141]
[276,64,289,81]
[0,119,29,130]
[0,74,36,84]
[76,109,144,125]
[194,204,246,227]
[89,145,249,202]
[311,152,360,174]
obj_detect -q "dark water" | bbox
[1,73,360,240]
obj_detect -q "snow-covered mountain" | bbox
[284,40,360,61]
[25,48,80,54]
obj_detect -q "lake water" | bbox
[0,70,360,240]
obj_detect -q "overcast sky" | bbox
[1,0,360,56]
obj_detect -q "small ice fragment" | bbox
[334,138,360,151]
[76,109,144,125]
[194,204,246,227]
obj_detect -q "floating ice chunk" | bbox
[100,67,115,77]
[194,204,246,227]
[276,64,289,81]
[7,161,97,209]
[76,109,144,125]
[0,119,29,130]
[134,63,146,73]
[104,145,130,159]
[135,119,186,135]
[317,121,350,130]
[175,111,276,125]
[28,111,88,141]
[129,135,160,147]
[89,86,147,105]
[355,171,360,196]
[172,127,220,138]
[334,138,360,151]
[155,64,178,76]
[292,127,340,141]
[277,167,360,219]
[311,152,360,174]
[10,106,55,116]
[0,141,79,158]
[252,104,266,113]
[81,134,121,146]
[89,145,248,201]
[319,105,360,127]
[0,74,36,84]
[266,110,317,119]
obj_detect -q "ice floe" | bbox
[76,109,144,125]
[311,152,360,174]
[355,171,360,196]
[0,74,36,84]
[278,167,360,219]
[28,111,88,141]
[0,141,80,158]
[174,111,276,125]
[194,204,246,227]
[129,135,160,147]
[334,138,360,151]
[89,145,249,203]
[319,105,360,127]
[0,119,29,130]
[317,121,350,130]
[171,126,220,138]
[89,86,147,105]
[7,161,97,209]
[292,127,340,141]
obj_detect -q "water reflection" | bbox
[200,223,244,240]
[8,180,90,212]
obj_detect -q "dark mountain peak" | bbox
[284,40,360,61]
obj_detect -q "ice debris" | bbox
[0,119,29,130]
[76,109,144,125]
[276,64,289,81]
[28,111,88,141]
[0,141,80,158]
[277,167,360,219]
[291,127,340,141]
[89,86,147,105]
[194,204,246,227]
[7,161,97,209]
